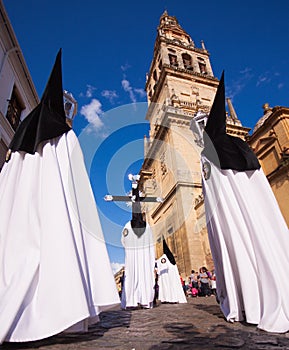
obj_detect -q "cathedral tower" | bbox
[140,11,250,276]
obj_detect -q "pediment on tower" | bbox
[252,135,277,154]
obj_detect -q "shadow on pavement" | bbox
[0,309,132,349]
[148,302,289,350]
[149,321,278,350]
[193,301,225,320]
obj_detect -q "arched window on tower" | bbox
[153,69,158,91]
[197,57,207,74]
[182,53,193,71]
[153,69,158,82]
[168,54,178,67]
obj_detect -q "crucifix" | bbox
[104,174,163,205]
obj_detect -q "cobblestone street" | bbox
[1,296,289,350]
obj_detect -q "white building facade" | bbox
[0,0,38,169]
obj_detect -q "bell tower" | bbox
[141,11,250,276]
[145,10,217,116]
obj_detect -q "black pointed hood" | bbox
[8,49,71,155]
[202,71,260,171]
[131,185,146,238]
[163,238,176,265]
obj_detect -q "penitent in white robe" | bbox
[156,254,187,304]
[202,155,289,333]
[0,130,120,343]
[121,221,155,309]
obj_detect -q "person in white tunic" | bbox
[121,181,155,309]
[191,71,289,333]
[156,238,187,304]
[0,50,120,344]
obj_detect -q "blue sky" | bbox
[3,0,289,273]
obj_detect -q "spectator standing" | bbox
[198,267,211,297]
[210,269,217,296]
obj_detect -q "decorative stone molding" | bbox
[194,193,204,208]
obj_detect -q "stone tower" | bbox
[140,11,250,277]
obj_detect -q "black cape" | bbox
[202,71,260,171]
[8,49,71,155]
[131,186,146,237]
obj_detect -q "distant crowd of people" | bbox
[180,267,217,298]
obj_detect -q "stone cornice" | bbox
[267,160,289,183]
[162,63,217,83]
[146,64,218,105]
[226,122,251,138]
[160,37,209,55]
[151,181,201,219]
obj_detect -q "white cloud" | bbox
[121,63,131,72]
[239,67,251,75]
[102,90,118,103]
[256,72,271,87]
[120,62,146,103]
[80,98,104,131]
[111,262,124,275]
[121,79,146,104]
[256,69,284,90]
[134,88,146,98]
[226,67,254,100]
[86,84,97,98]
[122,78,137,104]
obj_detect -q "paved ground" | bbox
[1,296,289,350]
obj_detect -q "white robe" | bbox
[156,254,187,304]
[202,155,289,333]
[121,221,155,309]
[0,130,120,343]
